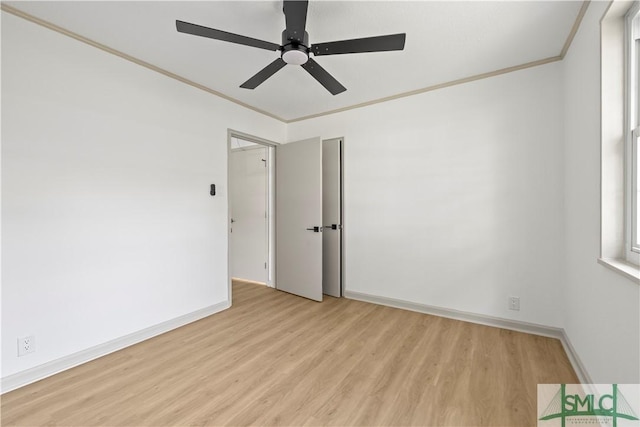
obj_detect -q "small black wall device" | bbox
[210,184,216,196]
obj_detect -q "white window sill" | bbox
[598,258,640,284]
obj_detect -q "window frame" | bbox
[625,3,640,264]
[632,128,639,254]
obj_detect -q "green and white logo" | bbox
[538,384,639,427]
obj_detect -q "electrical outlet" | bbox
[509,296,520,311]
[17,335,35,357]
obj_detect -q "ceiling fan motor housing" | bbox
[281,30,310,65]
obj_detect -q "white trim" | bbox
[560,330,594,384]
[227,130,279,148]
[227,130,279,293]
[632,128,639,253]
[598,257,640,282]
[230,145,265,153]
[320,137,346,297]
[344,290,563,338]
[344,290,592,384]
[625,4,640,264]
[341,138,346,297]
[1,293,596,393]
[0,301,230,394]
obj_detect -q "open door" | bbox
[276,137,323,301]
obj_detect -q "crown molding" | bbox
[0,3,288,123]
[1,1,591,124]
[561,1,591,59]
[286,56,562,123]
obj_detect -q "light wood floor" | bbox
[1,281,577,426]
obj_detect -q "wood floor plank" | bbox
[1,281,578,426]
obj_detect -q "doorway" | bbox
[228,131,276,290]
[228,131,344,302]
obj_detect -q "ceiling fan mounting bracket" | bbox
[281,30,309,51]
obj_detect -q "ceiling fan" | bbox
[176,1,406,95]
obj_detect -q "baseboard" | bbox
[344,290,564,338]
[1,300,230,394]
[2,292,594,393]
[344,290,592,383]
[560,330,593,384]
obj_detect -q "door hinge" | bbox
[265,262,267,269]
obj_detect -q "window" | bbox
[627,4,640,265]
[600,2,640,280]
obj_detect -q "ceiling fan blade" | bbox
[176,20,280,51]
[283,0,308,43]
[301,58,346,95]
[311,33,406,56]
[240,58,287,89]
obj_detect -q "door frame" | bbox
[227,129,279,304]
[227,131,347,302]
[322,137,346,297]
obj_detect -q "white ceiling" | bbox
[5,1,584,121]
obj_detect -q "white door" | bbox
[322,138,341,297]
[230,146,267,283]
[276,137,323,301]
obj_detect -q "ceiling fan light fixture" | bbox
[282,49,309,65]
[176,1,406,95]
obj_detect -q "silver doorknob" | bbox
[306,226,322,232]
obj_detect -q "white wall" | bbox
[4,0,638,388]
[1,13,285,379]
[562,1,640,383]
[288,63,566,327]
